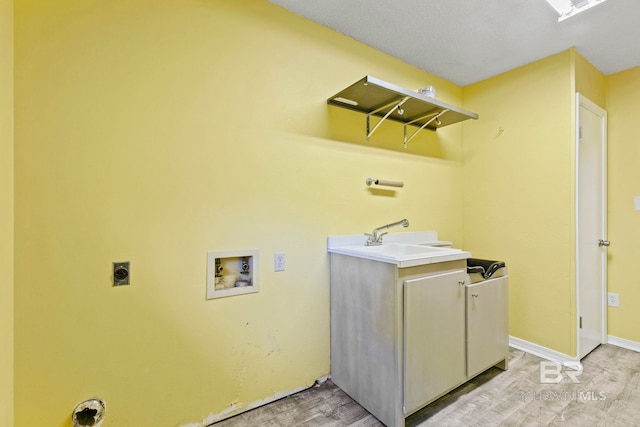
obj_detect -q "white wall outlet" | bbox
[274,252,285,272]
[608,292,620,307]
[635,196,640,211]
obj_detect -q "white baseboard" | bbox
[510,335,640,366]
[509,336,578,364]
[607,335,640,353]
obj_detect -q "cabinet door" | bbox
[466,276,509,378]
[404,270,466,414]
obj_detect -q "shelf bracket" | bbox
[366,96,410,141]
[403,109,450,148]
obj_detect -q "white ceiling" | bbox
[269,0,640,86]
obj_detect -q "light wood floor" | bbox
[213,344,640,426]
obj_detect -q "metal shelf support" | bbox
[366,97,410,140]
[403,109,449,148]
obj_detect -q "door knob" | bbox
[598,240,610,247]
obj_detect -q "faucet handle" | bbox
[365,233,381,246]
[365,232,386,246]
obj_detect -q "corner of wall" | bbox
[604,66,640,344]
[0,0,14,425]
[461,50,576,356]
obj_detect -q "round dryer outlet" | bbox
[113,261,130,286]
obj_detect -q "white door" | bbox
[576,93,608,359]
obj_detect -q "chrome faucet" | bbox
[365,219,409,246]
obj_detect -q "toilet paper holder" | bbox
[366,177,404,188]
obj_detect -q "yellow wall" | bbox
[0,0,14,425]
[462,51,576,356]
[13,1,465,425]
[605,66,640,343]
[574,49,606,109]
[12,0,635,423]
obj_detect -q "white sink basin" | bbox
[344,243,453,257]
[328,242,470,267]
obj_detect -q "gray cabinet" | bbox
[404,271,467,413]
[466,276,509,377]
[330,254,508,427]
[330,254,406,427]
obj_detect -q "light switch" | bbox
[635,196,640,211]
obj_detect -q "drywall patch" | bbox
[266,336,281,356]
[178,403,241,427]
[314,375,330,386]
[177,402,241,427]
[180,382,319,427]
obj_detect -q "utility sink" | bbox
[344,243,452,257]
[328,233,471,268]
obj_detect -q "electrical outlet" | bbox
[274,252,285,272]
[608,292,620,307]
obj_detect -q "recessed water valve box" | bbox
[207,249,259,299]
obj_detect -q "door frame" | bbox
[575,93,608,359]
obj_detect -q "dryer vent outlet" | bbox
[72,398,106,427]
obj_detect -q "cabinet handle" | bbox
[472,293,479,298]
[458,280,466,286]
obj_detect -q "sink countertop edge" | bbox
[327,232,470,267]
[328,246,471,267]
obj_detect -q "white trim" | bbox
[608,336,640,353]
[509,336,578,364]
[575,92,581,357]
[510,335,640,366]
